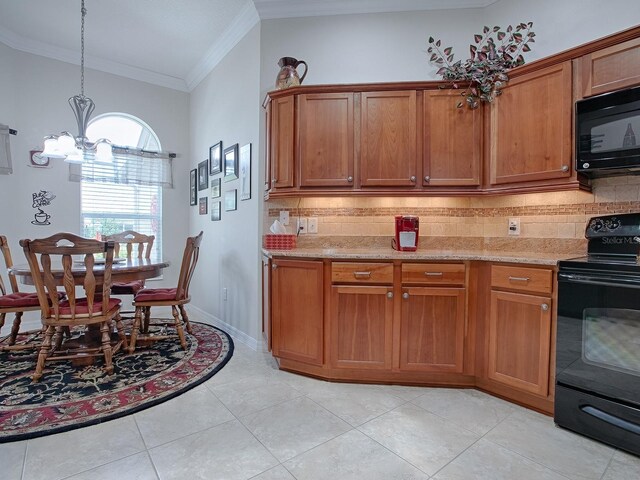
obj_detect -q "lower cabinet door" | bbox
[488,290,552,396]
[399,287,466,373]
[330,285,394,370]
[272,259,324,365]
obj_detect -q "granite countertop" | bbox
[262,247,577,266]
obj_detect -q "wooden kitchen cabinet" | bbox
[580,37,640,97]
[269,96,295,189]
[271,258,323,365]
[423,90,482,187]
[487,61,573,185]
[360,90,418,187]
[298,93,355,187]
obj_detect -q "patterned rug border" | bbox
[0,322,234,444]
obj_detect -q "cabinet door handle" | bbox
[387,291,394,299]
[425,272,443,276]
[424,176,430,183]
[347,176,353,182]
[410,175,417,182]
[353,271,371,279]
[541,303,549,311]
[508,276,530,282]
[402,292,409,299]
[272,264,278,270]
[561,165,569,172]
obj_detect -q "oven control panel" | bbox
[586,213,640,238]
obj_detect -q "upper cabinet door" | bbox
[423,90,482,186]
[581,37,640,98]
[298,93,355,187]
[270,96,295,189]
[488,61,572,185]
[360,90,418,187]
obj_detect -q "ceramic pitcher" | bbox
[275,57,308,89]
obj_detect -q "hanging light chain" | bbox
[80,0,86,98]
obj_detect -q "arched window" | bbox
[80,113,163,259]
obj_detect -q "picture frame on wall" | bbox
[211,201,221,221]
[224,189,237,211]
[198,160,208,190]
[224,143,239,182]
[239,143,251,200]
[209,141,222,175]
[190,169,197,206]
[199,197,208,215]
[211,177,221,198]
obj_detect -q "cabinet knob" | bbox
[387,291,394,299]
[410,175,416,182]
[272,178,277,183]
[561,165,569,172]
[424,176,430,183]
[347,176,353,182]
[272,264,278,270]
[402,292,409,299]
[541,303,549,311]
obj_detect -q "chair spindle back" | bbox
[175,231,203,301]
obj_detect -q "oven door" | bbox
[556,268,640,407]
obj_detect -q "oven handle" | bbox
[558,272,640,288]
[581,405,640,435]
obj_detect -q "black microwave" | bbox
[576,85,640,177]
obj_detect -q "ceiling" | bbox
[0,0,497,92]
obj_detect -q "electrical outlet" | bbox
[223,288,228,301]
[308,217,318,234]
[279,210,289,226]
[508,218,521,236]
[297,217,308,234]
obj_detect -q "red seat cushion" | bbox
[0,292,65,308]
[134,288,177,302]
[111,280,145,295]
[58,297,121,317]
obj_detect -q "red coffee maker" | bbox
[392,215,419,251]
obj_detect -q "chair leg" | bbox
[172,305,187,350]
[101,321,114,375]
[9,311,23,345]
[178,305,192,335]
[129,307,142,354]
[143,306,151,333]
[114,313,128,351]
[53,326,65,351]
[32,325,55,382]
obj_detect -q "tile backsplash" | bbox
[265,176,640,252]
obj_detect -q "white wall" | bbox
[0,49,190,301]
[188,24,262,345]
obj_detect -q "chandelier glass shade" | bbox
[42,0,113,164]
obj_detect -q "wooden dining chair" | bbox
[103,230,155,297]
[21,233,128,382]
[0,235,63,351]
[129,231,203,353]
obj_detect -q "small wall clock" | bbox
[29,150,50,168]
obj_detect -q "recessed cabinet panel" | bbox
[298,93,354,187]
[360,91,418,187]
[489,62,572,185]
[582,37,640,97]
[424,90,481,186]
[270,96,295,189]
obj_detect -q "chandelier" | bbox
[41,0,112,163]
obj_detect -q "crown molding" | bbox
[0,25,189,92]
[253,0,497,20]
[185,2,260,91]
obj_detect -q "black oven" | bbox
[576,85,640,177]
[555,213,640,456]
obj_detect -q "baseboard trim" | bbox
[188,305,259,351]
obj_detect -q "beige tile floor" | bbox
[2,338,640,480]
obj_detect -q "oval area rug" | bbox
[0,322,233,443]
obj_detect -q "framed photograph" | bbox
[209,141,222,175]
[224,143,239,182]
[239,143,251,200]
[190,169,197,205]
[198,160,208,190]
[211,201,221,221]
[224,189,237,211]
[199,197,208,215]
[210,177,221,198]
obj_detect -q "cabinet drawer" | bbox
[402,263,465,285]
[491,265,553,294]
[332,262,393,284]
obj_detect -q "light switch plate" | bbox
[279,210,289,225]
[308,217,318,234]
